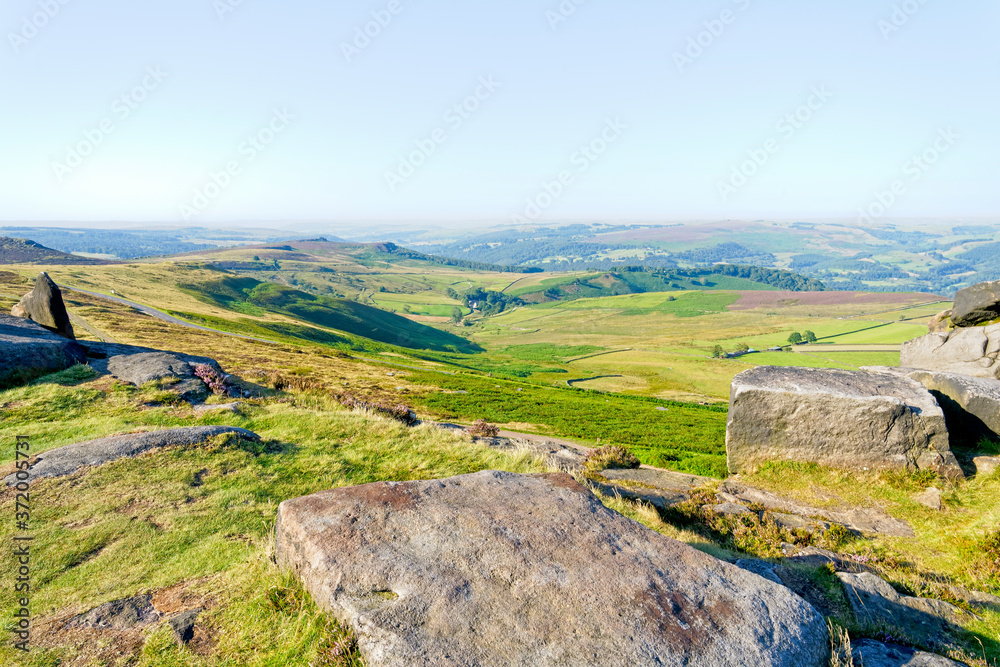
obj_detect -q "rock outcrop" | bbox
[850,639,965,667]
[83,342,229,401]
[11,272,75,339]
[950,279,1000,327]
[276,470,829,667]
[4,426,260,485]
[927,309,953,333]
[901,324,1000,380]
[907,369,1000,442]
[0,314,86,389]
[726,367,955,477]
[837,572,971,647]
[65,595,160,631]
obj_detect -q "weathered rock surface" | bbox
[974,456,999,476]
[908,370,1000,443]
[0,314,87,389]
[735,559,784,585]
[10,272,75,339]
[65,595,160,631]
[169,609,200,645]
[850,639,965,667]
[927,309,953,334]
[83,342,227,401]
[726,366,954,477]
[720,480,915,538]
[914,487,943,511]
[3,426,260,485]
[837,572,971,647]
[901,324,1000,380]
[594,467,712,509]
[951,279,1000,327]
[276,470,829,667]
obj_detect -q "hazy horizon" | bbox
[3,1,998,226]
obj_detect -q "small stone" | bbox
[712,502,753,517]
[914,487,943,511]
[974,456,999,477]
[169,609,200,645]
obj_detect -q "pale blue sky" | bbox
[1,0,997,226]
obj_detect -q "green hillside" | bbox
[178,275,481,353]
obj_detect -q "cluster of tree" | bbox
[712,265,826,291]
[787,331,817,345]
[463,288,523,316]
[672,242,775,265]
[369,242,539,274]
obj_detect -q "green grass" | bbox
[407,370,729,478]
[178,276,480,353]
[0,376,550,667]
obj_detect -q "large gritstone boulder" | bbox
[0,314,86,389]
[276,470,829,667]
[11,272,75,339]
[3,426,260,485]
[726,367,956,477]
[901,324,1000,380]
[82,342,229,401]
[906,370,1000,445]
[950,280,1000,327]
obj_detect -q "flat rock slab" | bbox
[0,314,86,389]
[4,426,260,485]
[901,325,1000,380]
[595,467,716,509]
[720,480,915,538]
[726,366,954,477]
[276,470,829,667]
[974,456,999,476]
[851,639,966,667]
[837,572,971,648]
[65,595,160,631]
[83,342,227,400]
[951,279,1000,327]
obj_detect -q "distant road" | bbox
[60,285,280,345]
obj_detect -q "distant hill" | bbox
[0,237,108,265]
[178,275,482,353]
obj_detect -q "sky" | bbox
[1,0,997,228]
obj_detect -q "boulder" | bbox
[0,314,87,389]
[927,309,952,334]
[65,594,160,631]
[907,370,1000,444]
[951,279,1000,327]
[850,639,965,667]
[837,572,971,648]
[83,342,229,401]
[900,325,1000,380]
[3,425,260,485]
[10,272,75,339]
[726,367,954,477]
[276,470,829,667]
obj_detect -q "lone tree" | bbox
[450,306,464,324]
[788,332,803,345]
[712,345,725,358]
[804,330,817,343]
[735,342,750,353]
